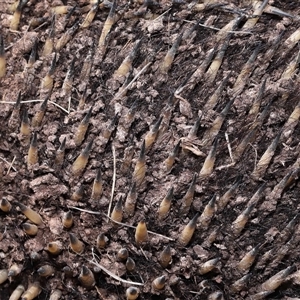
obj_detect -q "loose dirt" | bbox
[1,0,300,299]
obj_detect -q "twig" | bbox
[4,29,30,52]
[95,286,105,300]
[182,19,253,35]
[225,132,234,164]
[0,226,7,241]
[46,100,70,114]
[95,285,105,300]
[1,100,43,104]
[174,93,189,103]
[33,21,49,32]
[88,251,144,286]
[0,99,70,114]
[139,247,149,261]
[67,96,72,114]
[127,62,151,90]
[216,162,235,171]
[107,144,116,219]
[115,62,151,99]
[7,156,16,174]
[68,206,104,215]
[92,250,102,264]
[68,206,175,241]
[4,44,13,51]
[0,156,17,172]
[215,133,235,170]
[153,8,171,21]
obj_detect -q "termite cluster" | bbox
[1,0,300,299]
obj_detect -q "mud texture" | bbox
[1,0,300,299]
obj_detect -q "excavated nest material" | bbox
[1,0,300,299]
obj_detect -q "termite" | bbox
[0,269,8,284]
[132,140,146,186]
[126,257,136,272]
[199,195,216,228]
[231,204,255,236]
[98,1,117,47]
[252,131,281,180]
[126,287,140,300]
[41,53,56,92]
[177,212,199,246]
[22,223,38,236]
[54,137,66,166]
[37,265,55,277]
[261,266,295,291]
[113,40,141,79]
[26,39,38,69]
[18,203,42,225]
[49,290,62,300]
[111,196,123,224]
[203,72,230,112]
[217,176,241,211]
[117,248,129,261]
[202,99,233,146]
[27,132,38,167]
[208,291,224,300]
[232,44,261,95]
[144,116,163,151]
[10,0,29,30]
[180,173,197,215]
[91,169,103,200]
[152,275,167,290]
[159,245,172,268]
[62,211,73,228]
[205,36,231,84]
[164,140,181,173]
[56,20,80,51]
[199,138,218,177]
[78,266,95,287]
[43,15,55,57]
[124,182,137,216]
[135,220,148,245]
[71,185,84,201]
[46,241,62,255]
[32,97,48,128]
[62,58,75,95]
[242,0,269,30]
[9,284,25,300]
[69,233,85,254]
[72,140,93,175]
[9,91,22,130]
[230,273,251,293]
[160,33,182,74]
[21,281,41,300]
[20,109,31,143]
[199,257,220,275]
[81,0,100,28]
[158,187,174,220]
[237,244,261,273]
[96,233,107,249]
[0,198,12,212]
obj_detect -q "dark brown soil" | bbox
[1,0,300,299]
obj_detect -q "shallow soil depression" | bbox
[1,0,300,299]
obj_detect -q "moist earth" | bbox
[1,0,300,299]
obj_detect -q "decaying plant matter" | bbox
[1,0,300,299]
